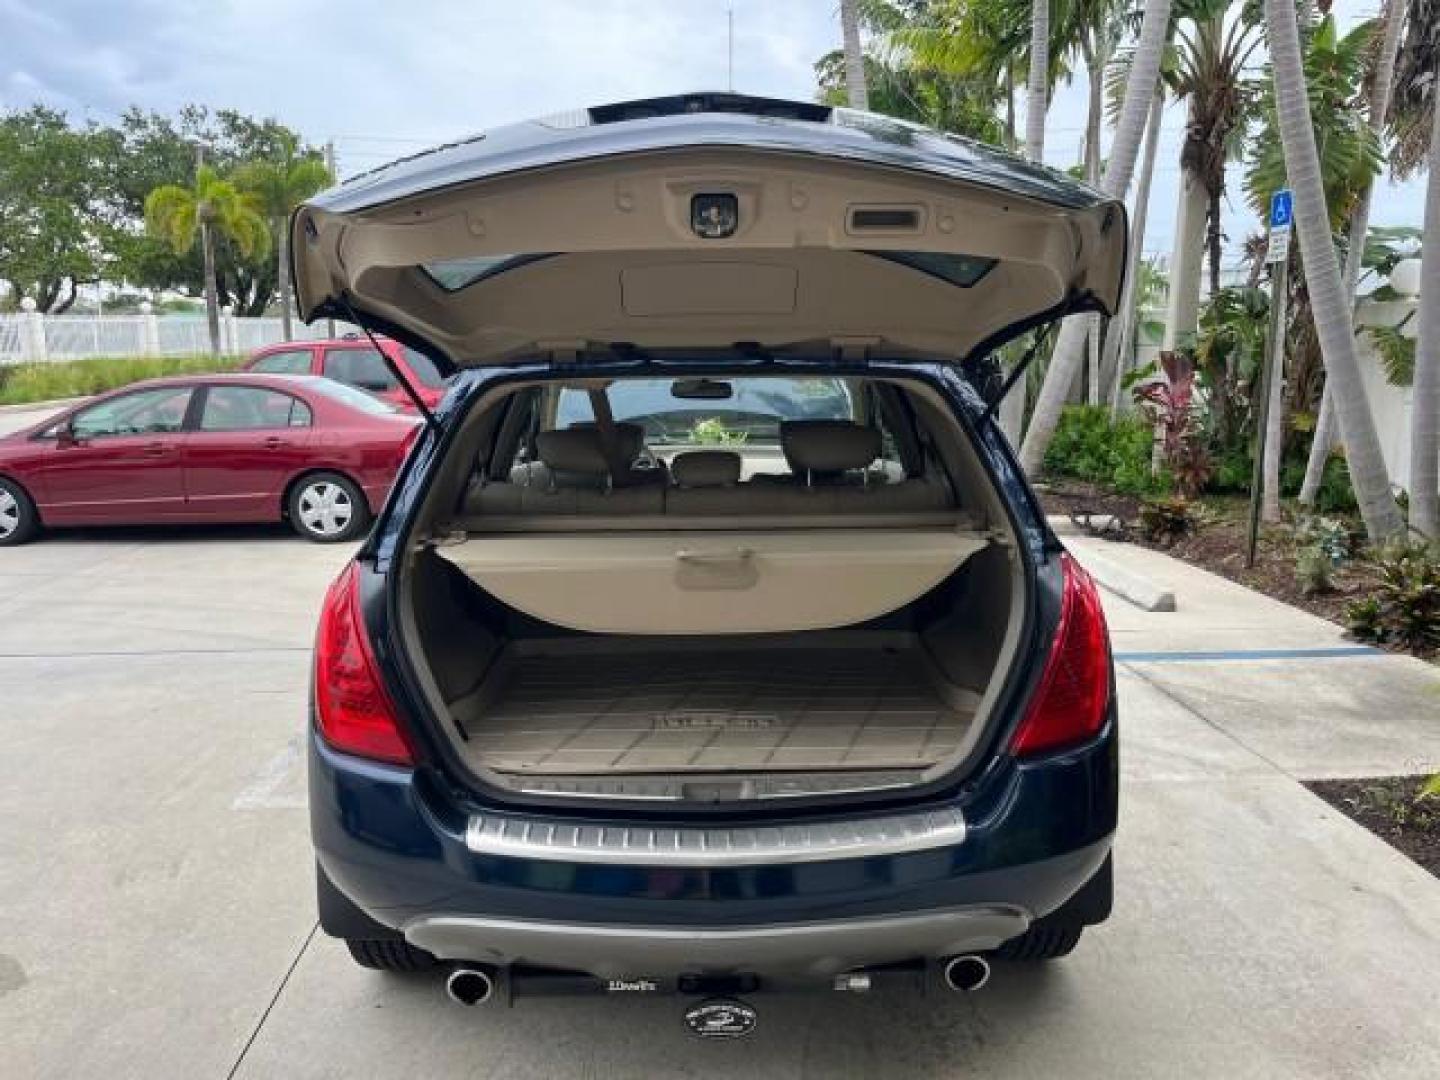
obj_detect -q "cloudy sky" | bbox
[1,0,1425,275]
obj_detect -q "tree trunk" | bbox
[52,279,79,315]
[1163,165,1207,350]
[1083,39,1104,186]
[840,0,869,111]
[1107,91,1166,415]
[1026,0,1050,161]
[1087,315,1102,404]
[200,212,221,356]
[1207,188,1223,296]
[1263,0,1403,541]
[1005,66,1017,150]
[1020,0,1173,474]
[1299,0,1406,506]
[1408,99,1440,538]
[277,220,294,340]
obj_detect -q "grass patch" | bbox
[0,355,243,405]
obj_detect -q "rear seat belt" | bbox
[586,388,634,490]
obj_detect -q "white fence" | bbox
[0,309,353,364]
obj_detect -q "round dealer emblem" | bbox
[683,998,758,1039]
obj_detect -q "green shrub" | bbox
[1295,546,1334,596]
[1044,406,1168,497]
[0,355,241,405]
[1345,543,1440,654]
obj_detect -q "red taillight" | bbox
[1011,553,1112,758]
[314,563,414,766]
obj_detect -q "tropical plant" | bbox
[1193,284,1269,452]
[1019,0,1175,475]
[1133,350,1212,498]
[1260,0,1404,543]
[144,165,269,355]
[1385,0,1439,180]
[1113,0,1263,352]
[234,134,332,339]
[1344,542,1440,652]
[1042,404,1166,496]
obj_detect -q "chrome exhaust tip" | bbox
[942,955,991,993]
[445,967,496,1006]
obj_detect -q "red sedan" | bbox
[0,374,421,545]
[244,335,449,413]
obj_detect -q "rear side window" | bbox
[200,386,311,430]
[251,349,314,375]
[324,348,397,392]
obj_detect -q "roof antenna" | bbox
[336,291,442,435]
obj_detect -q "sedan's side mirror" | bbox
[55,423,79,448]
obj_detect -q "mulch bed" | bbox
[1038,480,1381,628]
[1307,776,1440,879]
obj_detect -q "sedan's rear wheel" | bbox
[289,473,370,543]
[0,478,40,546]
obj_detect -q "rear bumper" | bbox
[310,711,1117,965]
[404,905,1029,979]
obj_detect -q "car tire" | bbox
[288,472,371,543]
[993,924,1083,961]
[0,477,40,546]
[345,938,438,972]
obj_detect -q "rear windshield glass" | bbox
[401,347,447,387]
[556,377,854,445]
[306,378,401,414]
[422,254,555,291]
[862,250,997,287]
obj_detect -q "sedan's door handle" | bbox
[140,441,171,457]
[263,436,286,450]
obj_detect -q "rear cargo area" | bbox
[457,635,974,775]
[396,371,1029,802]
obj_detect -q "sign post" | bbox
[1247,189,1293,568]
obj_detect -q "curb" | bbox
[1074,544,1177,613]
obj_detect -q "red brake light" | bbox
[1011,553,1112,758]
[314,563,414,765]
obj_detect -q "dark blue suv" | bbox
[293,93,1121,1026]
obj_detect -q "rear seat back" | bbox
[467,421,953,518]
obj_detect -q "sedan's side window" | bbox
[200,387,311,431]
[251,349,314,375]
[71,388,194,439]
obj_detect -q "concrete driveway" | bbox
[1,527,1438,1078]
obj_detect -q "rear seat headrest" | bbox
[565,421,645,461]
[670,450,741,488]
[535,422,646,477]
[781,420,881,475]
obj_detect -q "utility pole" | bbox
[324,140,338,337]
[1247,189,1294,567]
[727,9,734,92]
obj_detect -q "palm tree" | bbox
[1261,0,1403,542]
[1104,89,1167,411]
[1300,0,1408,506]
[1409,98,1440,538]
[235,136,332,339]
[1027,0,1051,159]
[1019,0,1174,474]
[145,165,268,355]
[1154,0,1263,353]
[841,0,871,110]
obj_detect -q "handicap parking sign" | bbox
[1269,189,1293,230]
